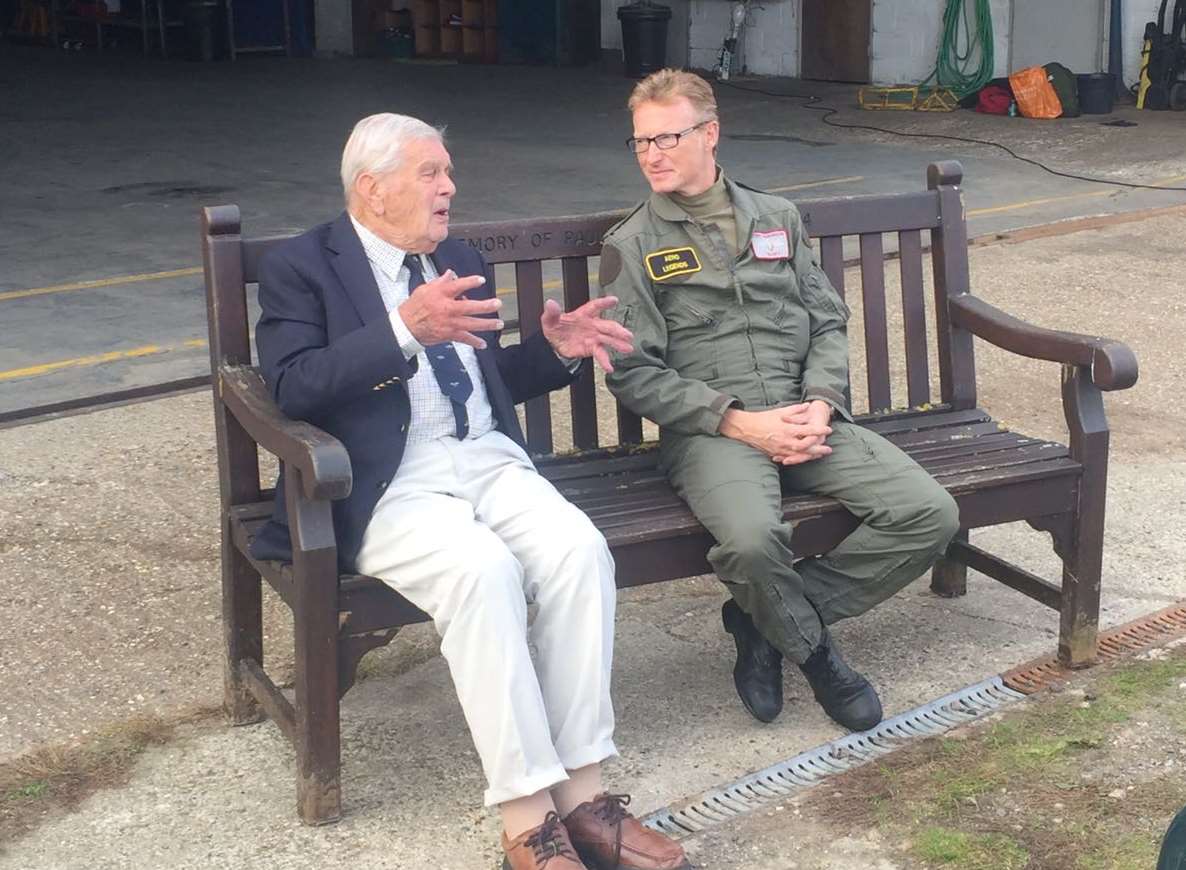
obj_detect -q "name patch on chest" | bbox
[750,229,790,260]
[645,247,702,282]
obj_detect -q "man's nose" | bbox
[441,174,457,197]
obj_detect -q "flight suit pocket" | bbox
[659,294,720,381]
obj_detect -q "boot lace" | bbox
[524,811,578,867]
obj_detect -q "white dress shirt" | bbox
[350,216,496,444]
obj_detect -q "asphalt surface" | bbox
[3,47,1186,413]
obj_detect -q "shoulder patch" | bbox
[599,244,622,286]
[645,247,702,282]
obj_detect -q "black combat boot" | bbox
[721,599,783,723]
[798,629,883,732]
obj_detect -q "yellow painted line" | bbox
[968,174,1186,218]
[0,267,203,303]
[768,175,865,193]
[0,339,208,383]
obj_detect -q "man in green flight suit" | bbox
[601,70,960,731]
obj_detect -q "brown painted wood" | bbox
[616,405,644,445]
[859,232,892,412]
[1059,365,1109,667]
[950,295,1138,391]
[202,206,266,725]
[928,163,977,410]
[801,0,871,83]
[285,464,342,825]
[799,190,940,238]
[947,539,1063,610]
[818,235,846,301]
[898,229,931,407]
[514,260,553,455]
[562,257,599,450]
[931,529,968,597]
[239,658,296,741]
[451,212,626,264]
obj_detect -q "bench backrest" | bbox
[201,160,975,493]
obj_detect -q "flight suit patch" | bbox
[645,247,702,282]
[750,229,790,260]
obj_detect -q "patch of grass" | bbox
[806,645,1186,870]
[3,781,47,801]
[912,826,1029,869]
[0,706,218,845]
[1075,832,1162,870]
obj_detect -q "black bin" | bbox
[618,1,671,78]
[184,0,222,61]
[1077,73,1116,114]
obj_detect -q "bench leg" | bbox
[1059,366,1109,669]
[1058,498,1104,669]
[293,546,342,825]
[930,529,968,598]
[222,534,264,725]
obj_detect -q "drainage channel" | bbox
[643,601,1186,840]
[641,676,1024,838]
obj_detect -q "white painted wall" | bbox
[1122,0,1160,87]
[870,0,1011,85]
[689,0,801,76]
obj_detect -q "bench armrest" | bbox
[220,364,352,501]
[949,294,1138,391]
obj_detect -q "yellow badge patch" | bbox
[645,247,702,282]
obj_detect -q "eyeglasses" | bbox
[626,121,708,154]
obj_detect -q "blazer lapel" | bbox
[326,212,388,326]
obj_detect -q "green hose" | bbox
[920,0,995,98]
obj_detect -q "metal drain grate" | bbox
[1003,603,1186,694]
[642,676,1025,838]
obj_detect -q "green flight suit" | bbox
[601,174,960,663]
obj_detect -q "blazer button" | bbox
[376,479,388,490]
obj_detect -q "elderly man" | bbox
[601,71,960,731]
[252,114,690,870]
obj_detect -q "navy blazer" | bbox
[251,212,579,571]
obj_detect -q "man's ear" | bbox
[703,119,720,152]
[355,173,383,216]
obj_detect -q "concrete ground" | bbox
[0,208,1183,868]
[3,47,1186,412]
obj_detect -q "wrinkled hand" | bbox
[719,402,833,465]
[540,296,635,373]
[398,270,501,350]
[771,400,834,465]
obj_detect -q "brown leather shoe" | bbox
[502,811,589,870]
[563,794,692,870]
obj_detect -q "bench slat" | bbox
[514,260,553,454]
[898,229,931,407]
[819,236,845,302]
[562,256,599,450]
[800,190,942,237]
[859,232,892,412]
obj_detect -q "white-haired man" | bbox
[251,114,691,870]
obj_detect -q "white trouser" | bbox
[355,430,618,806]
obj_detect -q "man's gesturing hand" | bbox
[540,296,635,373]
[398,270,502,350]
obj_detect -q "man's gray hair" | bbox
[340,113,444,203]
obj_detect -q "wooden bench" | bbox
[200,161,1138,825]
